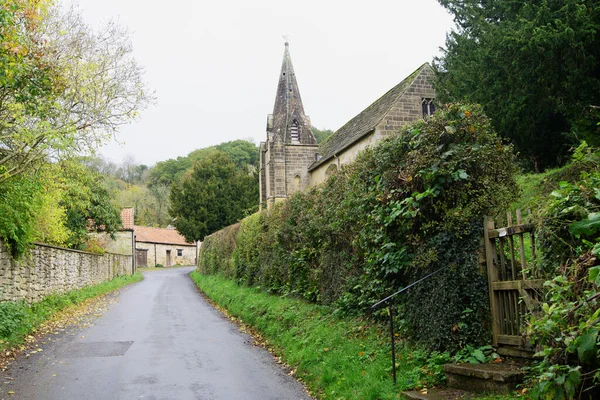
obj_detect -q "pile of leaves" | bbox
[200,103,518,350]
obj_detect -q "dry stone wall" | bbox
[0,239,133,303]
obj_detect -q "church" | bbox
[259,43,436,208]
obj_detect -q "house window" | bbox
[290,120,300,142]
[177,249,183,257]
[422,98,436,117]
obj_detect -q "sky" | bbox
[66,0,456,166]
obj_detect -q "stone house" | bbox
[259,44,436,206]
[90,207,135,257]
[134,226,197,267]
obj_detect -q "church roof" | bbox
[309,63,430,171]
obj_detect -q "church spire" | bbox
[273,42,306,119]
[269,42,315,145]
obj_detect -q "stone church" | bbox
[259,43,436,208]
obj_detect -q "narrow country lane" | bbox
[2,267,312,400]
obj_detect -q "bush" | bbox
[527,150,600,398]
[199,103,518,350]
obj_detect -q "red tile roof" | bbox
[134,225,195,246]
[121,208,135,230]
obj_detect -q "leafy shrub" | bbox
[0,302,30,339]
[528,157,600,398]
[199,103,518,350]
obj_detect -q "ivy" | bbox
[199,103,518,351]
[529,153,600,398]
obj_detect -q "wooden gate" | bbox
[484,211,544,349]
[136,249,148,267]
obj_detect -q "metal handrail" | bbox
[370,264,450,385]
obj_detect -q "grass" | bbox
[0,272,143,350]
[190,272,529,400]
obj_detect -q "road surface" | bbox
[2,267,311,400]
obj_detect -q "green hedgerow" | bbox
[199,103,518,351]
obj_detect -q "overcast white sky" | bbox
[67,0,455,166]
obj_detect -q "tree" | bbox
[0,160,122,257]
[434,0,600,169]
[149,140,259,187]
[59,162,122,249]
[312,126,333,144]
[0,1,152,183]
[169,151,258,241]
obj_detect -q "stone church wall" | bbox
[0,239,133,303]
[373,67,436,141]
[285,144,320,196]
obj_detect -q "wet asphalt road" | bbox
[3,267,312,400]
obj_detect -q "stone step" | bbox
[443,362,524,394]
[402,388,473,400]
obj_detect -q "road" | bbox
[2,267,312,400]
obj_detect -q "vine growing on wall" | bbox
[200,103,518,350]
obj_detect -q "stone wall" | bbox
[0,239,133,303]
[284,144,319,197]
[89,230,134,255]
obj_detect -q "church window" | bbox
[422,98,436,117]
[294,175,301,192]
[325,163,338,178]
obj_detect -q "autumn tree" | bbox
[169,151,258,241]
[0,1,152,183]
[0,1,149,256]
[434,0,600,169]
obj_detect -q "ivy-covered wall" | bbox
[200,104,518,350]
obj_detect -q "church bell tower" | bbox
[259,43,319,208]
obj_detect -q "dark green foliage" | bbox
[0,174,42,258]
[524,147,600,398]
[404,227,490,350]
[212,140,259,169]
[148,156,192,187]
[434,0,600,170]
[200,104,518,350]
[149,140,259,187]
[61,170,122,250]
[169,151,258,242]
[312,126,334,144]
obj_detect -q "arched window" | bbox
[421,98,436,117]
[325,163,338,178]
[294,175,301,192]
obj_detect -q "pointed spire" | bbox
[269,42,315,145]
[273,42,305,118]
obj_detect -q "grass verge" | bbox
[191,271,453,400]
[0,271,143,350]
[191,272,530,400]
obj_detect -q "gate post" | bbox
[484,216,500,347]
